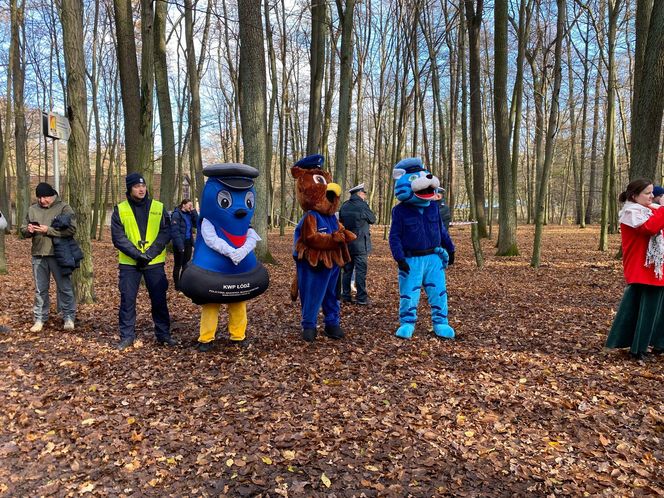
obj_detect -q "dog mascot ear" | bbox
[290,154,356,342]
[388,157,456,340]
[179,163,269,351]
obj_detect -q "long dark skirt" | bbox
[606,284,664,354]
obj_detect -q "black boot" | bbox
[324,324,344,340]
[302,328,317,342]
[197,341,214,352]
[116,338,135,351]
[158,336,177,347]
[630,351,646,361]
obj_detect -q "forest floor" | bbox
[0,225,663,497]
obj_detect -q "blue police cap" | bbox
[294,154,325,170]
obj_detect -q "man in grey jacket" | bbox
[339,184,377,305]
[20,182,77,332]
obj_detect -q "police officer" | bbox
[339,183,376,305]
[111,173,174,350]
[437,187,452,231]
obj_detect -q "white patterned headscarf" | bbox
[619,201,664,279]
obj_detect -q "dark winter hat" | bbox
[125,173,146,192]
[35,182,57,198]
[653,186,664,198]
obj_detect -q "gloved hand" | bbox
[448,250,455,266]
[135,253,151,268]
[397,259,410,273]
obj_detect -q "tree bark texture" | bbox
[494,0,518,256]
[60,0,95,302]
[238,0,273,262]
[464,0,488,238]
[629,0,664,181]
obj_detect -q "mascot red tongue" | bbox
[290,154,356,342]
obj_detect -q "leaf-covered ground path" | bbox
[1,225,663,496]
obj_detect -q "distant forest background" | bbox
[0,0,662,297]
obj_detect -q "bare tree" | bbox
[238,0,273,262]
[494,0,518,256]
[60,0,95,302]
[333,0,356,192]
[629,0,664,180]
[113,0,154,175]
[12,0,29,233]
[464,0,488,238]
[306,0,326,154]
[531,0,565,267]
[155,0,176,208]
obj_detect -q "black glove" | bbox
[135,253,151,268]
[447,251,455,266]
[397,259,410,273]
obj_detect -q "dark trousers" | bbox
[342,253,368,302]
[118,264,171,341]
[173,239,193,290]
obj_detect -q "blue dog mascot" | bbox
[388,157,456,339]
[179,163,269,351]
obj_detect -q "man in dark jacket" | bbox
[437,187,452,231]
[111,173,174,350]
[339,184,377,305]
[170,198,198,290]
[20,183,77,332]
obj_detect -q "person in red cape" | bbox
[606,178,664,360]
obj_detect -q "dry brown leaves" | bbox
[0,225,662,496]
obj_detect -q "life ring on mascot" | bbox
[179,262,269,305]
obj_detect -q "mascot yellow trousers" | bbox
[198,302,247,343]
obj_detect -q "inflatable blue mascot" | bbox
[388,157,455,339]
[179,163,269,351]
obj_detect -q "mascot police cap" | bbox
[293,154,325,170]
[204,163,259,190]
[393,157,426,178]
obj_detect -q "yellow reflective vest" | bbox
[117,200,166,266]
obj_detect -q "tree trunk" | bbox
[60,0,95,302]
[333,0,356,193]
[494,0,518,256]
[630,0,664,180]
[12,0,29,234]
[113,0,142,173]
[306,0,326,154]
[600,0,622,250]
[89,0,103,238]
[531,0,565,267]
[154,0,176,208]
[184,0,204,201]
[464,0,488,238]
[238,0,274,262]
[461,0,483,267]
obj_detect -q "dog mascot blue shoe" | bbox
[179,163,269,351]
[388,158,456,340]
[289,154,356,342]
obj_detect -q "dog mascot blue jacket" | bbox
[289,154,356,342]
[179,163,269,351]
[388,157,455,339]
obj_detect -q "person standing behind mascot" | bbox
[290,154,356,342]
[170,198,198,291]
[389,157,456,340]
[179,163,269,352]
